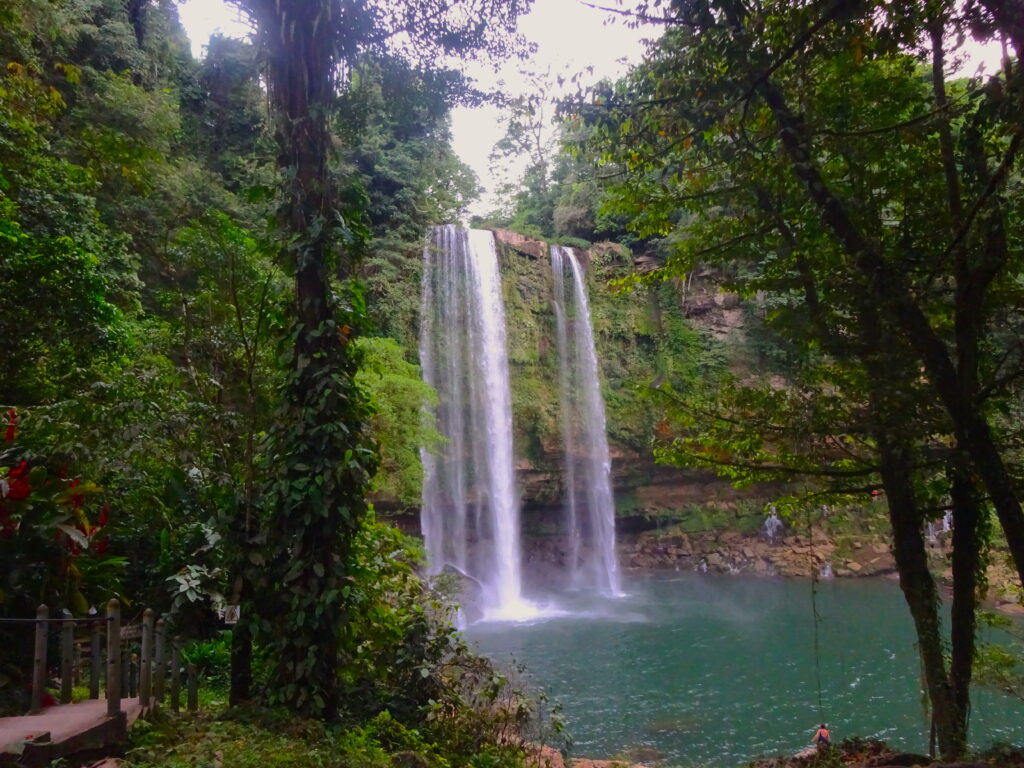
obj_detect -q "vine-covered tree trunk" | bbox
[243,0,376,718]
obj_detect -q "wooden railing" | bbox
[8,600,200,717]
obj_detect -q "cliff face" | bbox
[488,228,756,525]
[372,226,765,528]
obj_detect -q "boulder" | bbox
[491,228,547,259]
[436,564,486,623]
[527,746,566,768]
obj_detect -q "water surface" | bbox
[465,572,1024,766]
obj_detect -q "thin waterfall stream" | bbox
[551,245,621,595]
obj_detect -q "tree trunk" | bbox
[879,435,963,759]
[229,615,252,706]
[948,456,982,746]
[856,294,964,758]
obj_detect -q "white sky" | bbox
[175,1,1003,215]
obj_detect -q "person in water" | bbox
[812,723,831,747]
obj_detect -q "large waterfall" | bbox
[419,226,528,617]
[550,246,621,595]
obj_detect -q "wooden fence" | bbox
[14,600,199,716]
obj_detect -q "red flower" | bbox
[67,477,83,509]
[4,409,15,442]
[7,461,31,500]
[94,540,108,554]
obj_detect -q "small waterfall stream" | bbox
[419,226,528,617]
[551,246,621,595]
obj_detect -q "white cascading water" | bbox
[551,246,621,595]
[420,225,530,618]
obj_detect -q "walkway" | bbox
[0,699,145,767]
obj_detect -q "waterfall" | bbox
[419,226,528,617]
[551,246,621,595]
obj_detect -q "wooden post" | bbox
[74,639,82,685]
[90,620,102,699]
[106,599,121,717]
[128,652,137,698]
[153,618,166,706]
[170,638,181,712]
[60,613,74,704]
[186,663,198,712]
[139,608,153,705]
[30,604,48,714]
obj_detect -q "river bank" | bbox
[529,738,1024,768]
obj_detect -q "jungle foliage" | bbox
[0,0,548,760]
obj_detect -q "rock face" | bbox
[624,528,851,578]
[487,229,773,523]
[519,520,904,582]
[492,228,549,260]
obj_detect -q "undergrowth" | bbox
[125,706,528,768]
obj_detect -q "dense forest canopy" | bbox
[1,0,1024,764]
[0,0,536,734]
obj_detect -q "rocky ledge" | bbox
[623,527,895,579]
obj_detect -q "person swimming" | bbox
[812,723,831,747]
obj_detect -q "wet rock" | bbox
[436,564,486,623]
